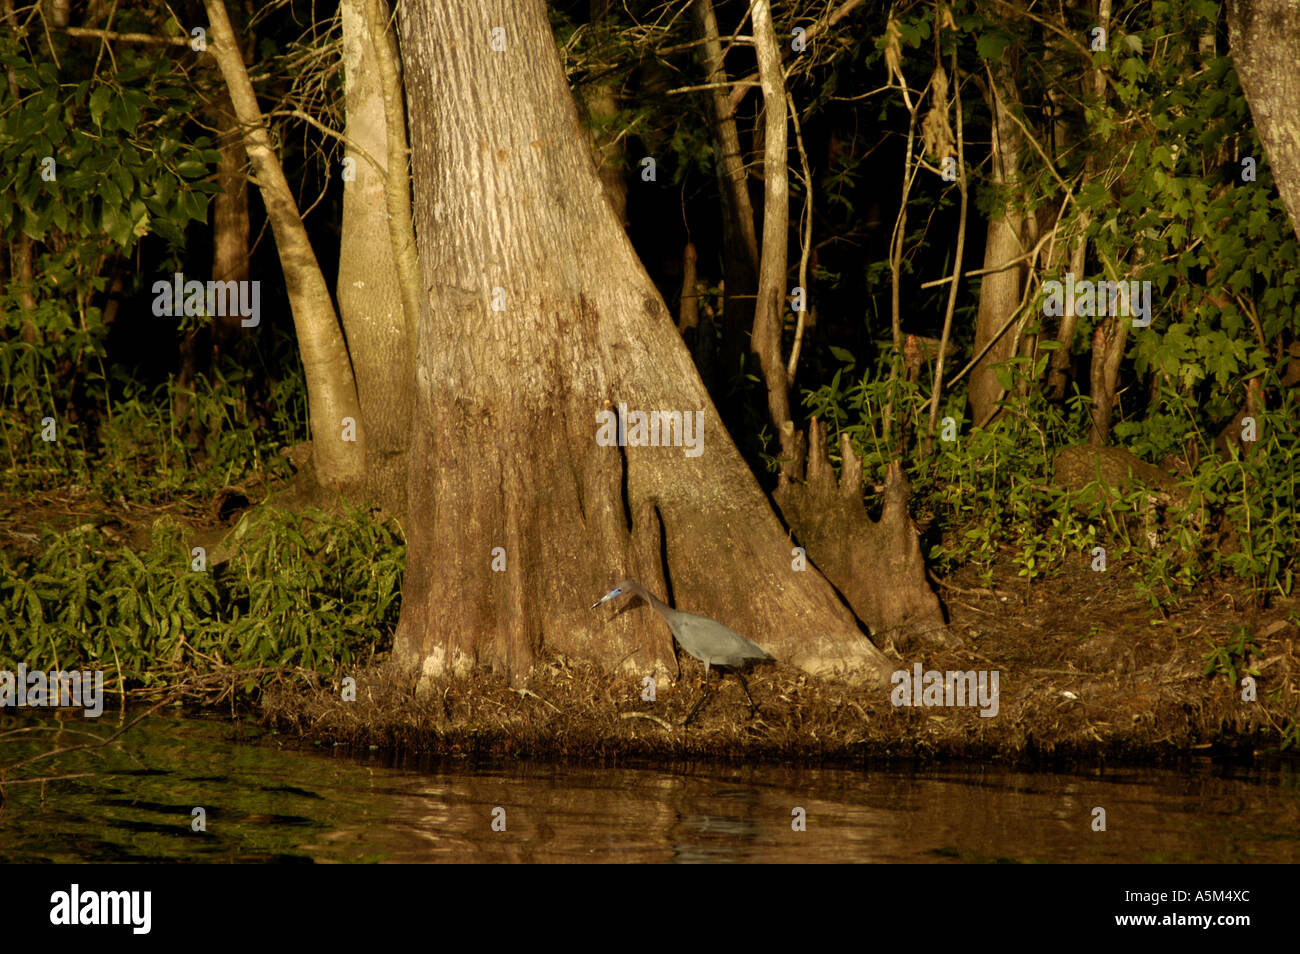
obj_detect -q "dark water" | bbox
[2,711,1297,863]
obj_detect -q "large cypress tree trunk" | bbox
[394,0,894,686]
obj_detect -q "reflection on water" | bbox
[1,711,1297,863]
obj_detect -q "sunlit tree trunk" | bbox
[968,56,1026,427]
[1227,0,1300,243]
[204,0,365,491]
[393,0,894,686]
[336,0,414,515]
[750,0,795,464]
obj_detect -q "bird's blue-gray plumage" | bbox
[591,579,773,723]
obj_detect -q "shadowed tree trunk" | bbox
[577,0,627,225]
[1227,0,1300,244]
[1088,316,1127,442]
[174,82,250,439]
[209,87,251,352]
[393,0,894,687]
[1046,0,1107,401]
[692,0,759,391]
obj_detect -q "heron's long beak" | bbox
[591,588,622,609]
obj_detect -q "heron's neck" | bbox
[629,581,672,616]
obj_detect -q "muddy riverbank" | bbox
[262,556,1300,762]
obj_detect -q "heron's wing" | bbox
[676,611,772,665]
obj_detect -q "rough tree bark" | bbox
[1227,0,1300,244]
[774,419,951,652]
[393,0,894,687]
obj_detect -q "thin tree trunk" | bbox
[677,241,699,334]
[925,47,967,456]
[2,0,37,344]
[1044,0,1107,400]
[786,93,814,388]
[175,80,251,437]
[203,0,365,491]
[1046,230,1086,399]
[366,0,421,357]
[691,0,759,385]
[335,0,415,515]
[750,0,795,464]
[210,86,250,349]
[1088,316,1127,442]
[11,234,38,343]
[968,59,1026,427]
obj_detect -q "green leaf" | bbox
[976,30,1013,63]
[114,164,133,201]
[102,176,122,208]
[89,86,112,127]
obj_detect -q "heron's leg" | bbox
[683,671,714,726]
[736,672,759,717]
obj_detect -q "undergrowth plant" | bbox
[0,505,403,700]
[1,287,307,503]
[1201,625,1260,687]
[804,342,1300,606]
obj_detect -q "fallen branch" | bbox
[619,711,674,731]
[510,687,561,713]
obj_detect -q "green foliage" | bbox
[0,506,404,698]
[1201,625,1260,687]
[0,294,104,487]
[0,289,307,502]
[805,336,1300,605]
[1198,393,1300,598]
[793,0,1300,612]
[1053,0,1298,422]
[1279,721,1300,751]
[920,382,1090,586]
[552,4,714,185]
[0,24,218,279]
[805,350,1089,586]
[0,8,273,505]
